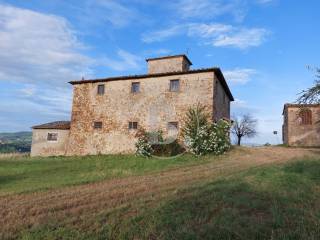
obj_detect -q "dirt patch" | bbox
[0,147,319,238]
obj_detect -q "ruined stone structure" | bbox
[31,55,234,156]
[282,104,320,147]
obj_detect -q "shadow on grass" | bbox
[17,160,320,240]
[123,160,320,240]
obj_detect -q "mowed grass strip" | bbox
[18,158,320,240]
[0,153,212,195]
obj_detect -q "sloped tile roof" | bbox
[32,121,70,130]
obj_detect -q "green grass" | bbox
[0,153,207,195]
[19,158,320,240]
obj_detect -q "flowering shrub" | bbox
[183,105,231,156]
[135,129,153,157]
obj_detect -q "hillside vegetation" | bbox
[0,147,319,240]
[0,131,32,153]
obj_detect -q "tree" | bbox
[231,114,257,146]
[297,68,320,104]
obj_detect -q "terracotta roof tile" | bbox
[32,121,70,130]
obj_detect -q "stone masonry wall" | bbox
[285,106,320,147]
[148,57,190,74]
[213,76,231,120]
[66,71,217,155]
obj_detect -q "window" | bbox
[299,109,312,125]
[170,79,180,92]
[47,133,58,141]
[93,121,102,129]
[129,122,138,130]
[131,82,140,93]
[168,121,178,130]
[97,84,105,95]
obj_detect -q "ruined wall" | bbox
[285,106,320,147]
[147,57,190,74]
[67,71,216,155]
[31,129,70,156]
[213,77,231,121]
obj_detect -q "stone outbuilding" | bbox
[282,104,320,147]
[31,54,234,156]
[31,121,70,157]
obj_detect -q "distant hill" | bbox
[0,132,32,153]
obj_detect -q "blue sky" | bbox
[0,0,319,144]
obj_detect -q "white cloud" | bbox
[232,98,248,107]
[142,25,185,43]
[143,48,172,56]
[0,4,142,131]
[256,0,273,4]
[188,23,232,37]
[84,0,139,27]
[224,68,257,85]
[144,23,269,49]
[213,28,269,49]
[102,49,142,71]
[174,0,247,22]
[19,84,36,97]
[0,4,92,85]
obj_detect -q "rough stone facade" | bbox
[147,55,191,74]
[31,55,234,156]
[282,104,320,147]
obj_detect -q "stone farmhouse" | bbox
[31,55,234,156]
[282,104,320,147]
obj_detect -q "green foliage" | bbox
[182,105,231,155]
[135,129,153,157]
[135,129,185,157]
[0,131,32,153]
[152,140,185,157]
[0,142,31,153]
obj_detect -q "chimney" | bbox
[146,55,192,74]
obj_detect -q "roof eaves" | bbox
[69,68,217,85]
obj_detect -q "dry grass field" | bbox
[0,152,29,159]
[0,146,319,239]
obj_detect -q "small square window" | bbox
[47,133,58,141]
[170,80,180,92]
[97,84,105,95]
[94,121,102,129]
[131,82,140,93]
[129,122,138,130]
[168,122,178,130]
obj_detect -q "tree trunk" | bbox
[237,136,241,146]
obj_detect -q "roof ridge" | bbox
[145,54,192,65]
